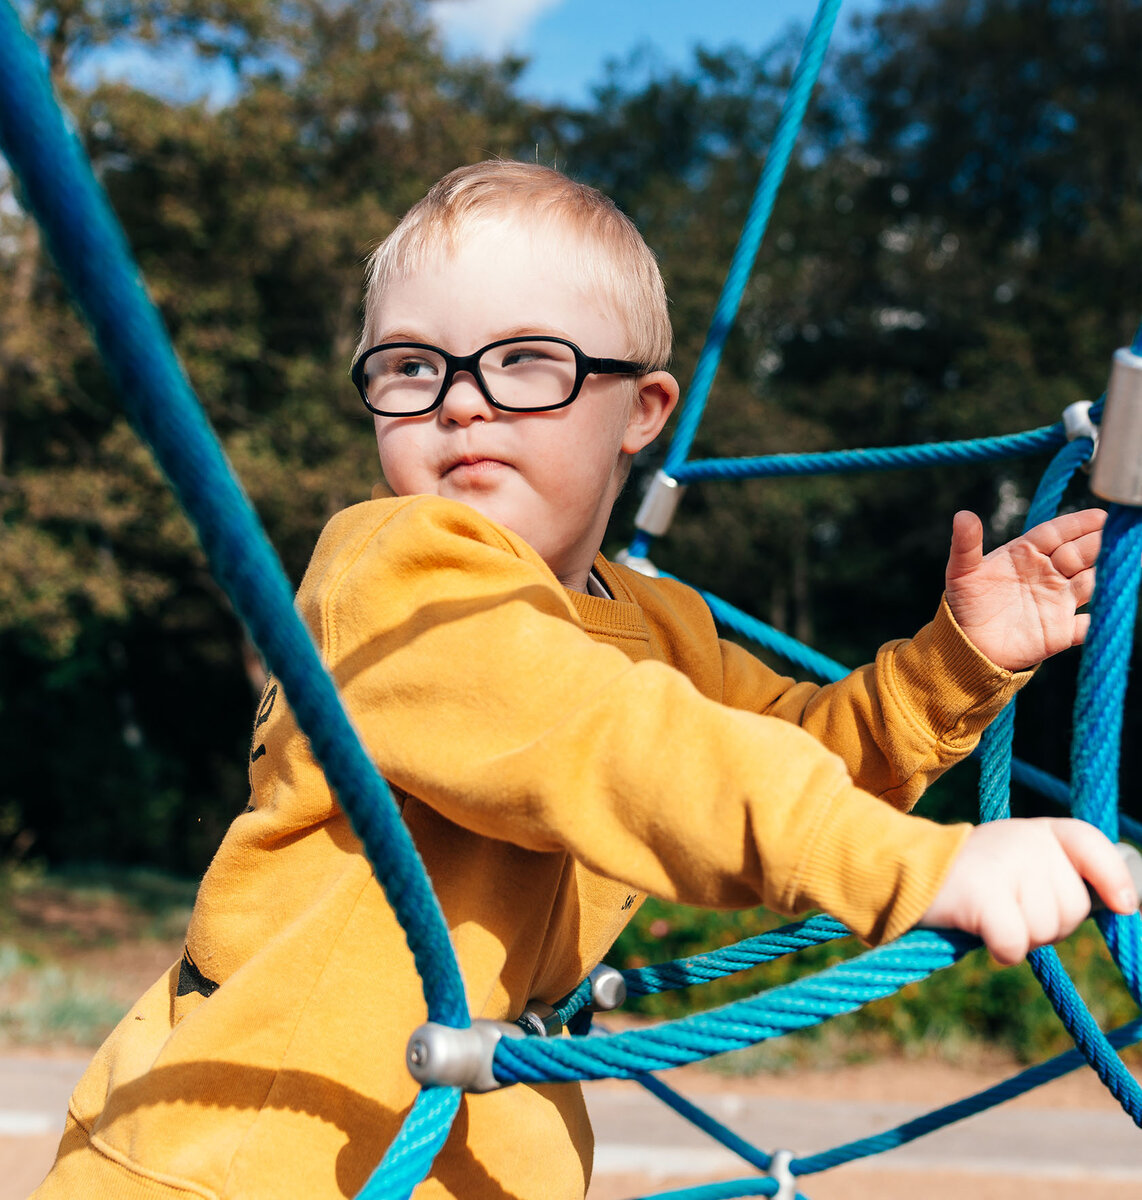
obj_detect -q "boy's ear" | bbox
[622,371,680,455]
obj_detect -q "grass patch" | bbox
[0,862,196,1047]
[0,943,127,1046]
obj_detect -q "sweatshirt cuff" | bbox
[884,596,1035,751]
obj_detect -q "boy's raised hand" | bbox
[944,508,1106,671]
[919,818,1138,965]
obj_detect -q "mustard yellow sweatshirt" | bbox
[35,495,1029,1200]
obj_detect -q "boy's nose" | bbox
[438,371,495,424]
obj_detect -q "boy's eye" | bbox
[499,348,545,368]
[393,356,439,379]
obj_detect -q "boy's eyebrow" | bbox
[373,324,577,348]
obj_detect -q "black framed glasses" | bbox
[351,335,650,417]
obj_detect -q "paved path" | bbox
[7,1056,1142,1197]
[584,1078,1142,1186]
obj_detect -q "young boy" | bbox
[34,161,1135,1200]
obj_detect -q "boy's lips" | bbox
[441,453,511,479]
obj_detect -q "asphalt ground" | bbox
[7,1053,1142,1199]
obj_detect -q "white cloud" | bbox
[431,0,565,56]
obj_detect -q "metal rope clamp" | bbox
[406,1020,524,1093]
[1091,347,1142,504]
[767,1147,797,1200]
[1062,398,1098,468]
[617,469,688,577]
[634,469,687,537]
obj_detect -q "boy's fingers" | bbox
[1049,530,1103,578]
[1024,508,1107,554]
[978,901,1030,966]
[1068,566,1096,605]
[946,510,984,580]
[1052,820,1139,914]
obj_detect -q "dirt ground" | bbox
[584,1054,1142,1199]
[5,886,1141,1200]
[11,1048,1140,1200]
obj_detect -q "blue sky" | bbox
[433,0,883,106]
[74,1,884,109]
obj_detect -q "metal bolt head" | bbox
[588,964,627,1012]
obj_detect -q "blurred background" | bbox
[2,0,1141,1057]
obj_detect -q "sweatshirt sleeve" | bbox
[297,495,974,945]
[716,601,1032,812]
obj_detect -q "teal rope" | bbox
[623,916,851,999]
[973,437,1142,1123]
[639,1016,1142,1200]
[673,421,1067,483]
[357,1088,462,1200]
[624,0,843,565]
[0,6,468,1194]
[492,930,978,1085]
[1071,505,1142,1009]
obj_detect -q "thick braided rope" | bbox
[972,443,1142,1122]
[626,0,842,562]
[661,0,841,478]
[492,929,977,1085]
[674,422,1067,484]
[1070,504,1142,1008]
[0,7,467,1194]
[623,916,850,999]
[976,435,1095,826]
[555,915,852,1026]
[357,1088,462,1200]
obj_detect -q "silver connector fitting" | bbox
[406,1020,523,1093]
[767,1148,797,1200]
[614,550,660,577]
[634,469,687,537]
[1062,399,1097,445]
[1091,348,1142,505]
[587,964,628,1013]
[517,1001,563,1038]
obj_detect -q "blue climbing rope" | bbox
[629,0,843,562]
[0,4,466,1194]
[7,0,1142,1191]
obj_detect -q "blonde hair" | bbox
[356,161,672,370]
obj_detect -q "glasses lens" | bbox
[479,340,577,410]
[361,346,446,414]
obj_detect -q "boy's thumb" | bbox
[945,510,984,581]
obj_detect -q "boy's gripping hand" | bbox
[919,818,1138,965]
[944,508,1106,671]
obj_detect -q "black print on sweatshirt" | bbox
[177,947,220,998]
[250,682,278,764]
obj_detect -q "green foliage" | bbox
[610,897,1140,1064]
[4,0,1142,887]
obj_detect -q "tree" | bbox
[1,0,538,869]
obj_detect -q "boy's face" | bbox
[370,223,677,591]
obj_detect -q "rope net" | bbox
[1,0,1140,1197]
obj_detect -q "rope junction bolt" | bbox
[767,1147,797,1200]
[1091,348,1142,505]
[406,1021,523,1093]
[588,964,628,1012]
[517,1001,563,1038]
[634,469,687,537]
